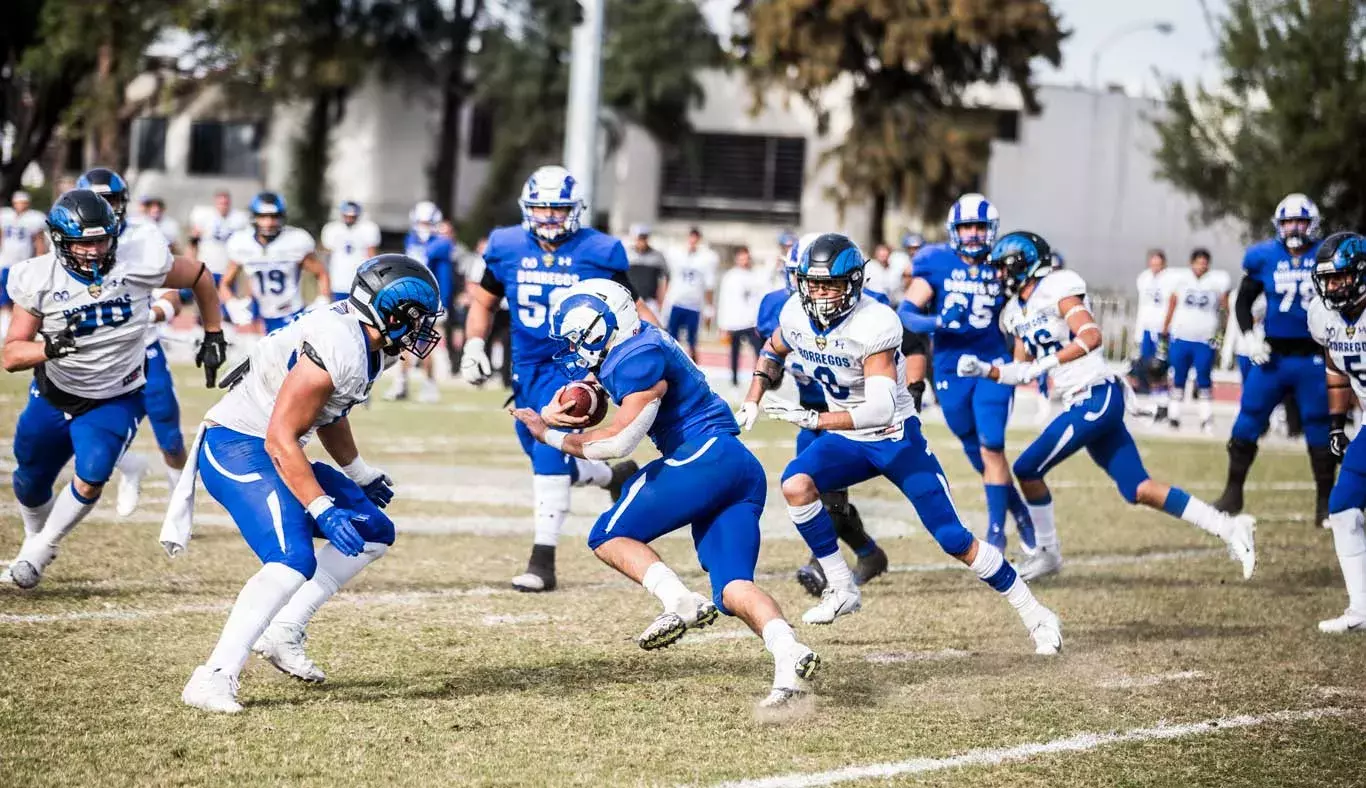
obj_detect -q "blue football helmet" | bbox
[796,232,866,327]
[519,165,583,244]
[250,192,287,240]
[777,229,798,250]
[47,189,120,286]
[901,231,926,251]
[339,200,362,224]
[988,231,1054,297]
[76,167,130,233]
[1273,193,1321,252]
[349,254,443,358]
[946,193,1000,261]
[1312,232,1366,312]
[549,279,639,376]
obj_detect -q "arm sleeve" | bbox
[1234,275,1263,334]
[897,300,940,333]
[610,269,640,300]
[479,263,505,298]
[849,375,897,429]
[582,397,660,460]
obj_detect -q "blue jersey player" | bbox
[1214,193,1334,525]
[752,234,889,596]
[463,165,655,593]
[387,200,455,403]
[511,279,820,708]
[897,194,1035,553]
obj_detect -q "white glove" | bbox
[1244,331,1272,366]
[995,362,1042,386]
[735,401,759,432]
[956,354,988,378]
[308,295,331,311]
[225,297,254,326]
[763,396,821,430]
[461,337,492,384]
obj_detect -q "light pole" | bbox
[564,0,605,218]
[1089,20,1175,90]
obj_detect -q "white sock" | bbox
[1168,392,1183,422]
[642,561,690,612]
[1003,575,1045,624]
[532,474,571,547]
[1197,390,1213,423]
[816,552,855,591]
[272,543,389,630]
[117,452,147,476]
[26,483,97,556]
[1327,510,1366,613]
[19,499,55,538]
[1179,496,1229,539]
[165,464,184,491]
[206,563,307,676]
[1027,499,1058,549]
[761,618,797,658]
[572,459,612,488]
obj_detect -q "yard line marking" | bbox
[707,707,1353,788]
[678,629,754,645]
[481,612,557,626]
[865,649,971,664]
[1096,670,1207,689]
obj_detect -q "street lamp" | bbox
[1090,20,1176,90]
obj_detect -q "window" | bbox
[131,117,167,170]
[188,121,262,177]
[468,103,495,159]
[659,133,805,224]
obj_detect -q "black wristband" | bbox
[1331,413,1349,431]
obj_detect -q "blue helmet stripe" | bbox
[560,175,576,200]
[976,199,989,220]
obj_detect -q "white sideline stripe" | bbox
[865,648,970,664]
[1096,670,1207,689]
[707,708,1352,788]
[481,613,557,626]
[887,547,1223,574]
[679,629,753,645]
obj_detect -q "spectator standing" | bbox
[625,224,669,314]
[664,226,719,361]
[189,190,250,285]
[717,246,766,386]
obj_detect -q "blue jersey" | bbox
[484,225,629,366]
[404,232,454,270]
[757,288,825,407]
[913,243,1010,372]
[1243,237,1323,341]
[597,323,738,456]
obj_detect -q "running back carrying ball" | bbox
[558,380,609,426]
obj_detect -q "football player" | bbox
[219,192,329,334]
[321,200,381,301]
[178,255,441,713]
[511,279,819,708]
[754,233,888,596]
[188,190,249,286]
[1214,194,1334,525]
[2,189,226,588]
[1307,232,1366,633]
[958,231,1257,583]
[1160,248,1232,433]
[740,233,1062,655]
[1131,250,1173,413]
[386,200,455,402]
[896,194,1036,553]
[461,165,653,593]
[1,190,49,337]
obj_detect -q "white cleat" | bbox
[382,378,408,401]
[638,612,687,650]
[116,453,148,517]
[1223,514,1257,580]
[1318,608,1366,634]
[762,646,821,709]
[417,378,440,404]
[1027,609,1063,655]
[182,665,243,714]
[672,592,719,631]
[8,543,56,589]
[802,584,861,625]
[1019,545,1062,582]
[252,623,326,682]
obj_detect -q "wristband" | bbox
[151,298,176,323]
[545,430,567,451]
[306,496,335,519]
[341,457,377,484]
[1331,413,1349,431]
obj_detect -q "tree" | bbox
[734,0,1066,242]
[1153,0,1366,238]
[420,0,487,219]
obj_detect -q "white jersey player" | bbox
[1133,250,1174,414]
[1,191,49,336]
[664,227,719,359]
[321,201,381,299]
[189,191,250,278]
[739,232,1062,655]
[219,191,328,332]
[178,254,442,713]
[958,231,1255,585]
[1161,249,1232,431]
[2,189,226,589]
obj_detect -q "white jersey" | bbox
[1,207,47,269]
[118,222,176,347]
[129,215,181,249]
[1002,269,1113,406]
[1167,267,1232,342]
[666,245,719,311]
[189,206,250,276]
[226,227,316,319]
[1134,268,1173,336]
[1309,299,1366,400]
[206,303,397,443]
[6,230,173,400]
[778,294,918,442]
[321,219,381,294]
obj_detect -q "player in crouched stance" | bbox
[957,232,1256,583]
[1306,232,1366,633]
[180,255,442,713]
[739,233,1062,655]
[511,279,819,708]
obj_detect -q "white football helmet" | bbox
[945,193,1000,261]
[785,232,822,292]
[1272,193,1321,251]
[548,279,639,375]
[519,165,584,244]
[410,200,442,241]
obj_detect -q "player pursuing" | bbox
[462,165,652,593]
[321,200,380,301]
[1307,232,1366,633]
[755,233,888,596]
[739,233,1062,654]
[178,255,442,713]
[219,192,330,334]
[897,194,1036,553]
[1160,248,1231,433]
[188,189,249,287]
[386,200,454,402]
[511,279,820,708]
[1,189,226,588]
[1130,249,1173,416]
[1214,194,1334,525]
[1,190,49,337]
[956,231,1257,582]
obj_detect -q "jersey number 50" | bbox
[517,284,569,328]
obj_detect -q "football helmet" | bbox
[47,190,120,286]
[250,192,287,241]
[795,233,866,327]
[549,279,639,376]
[1311,232,1366,312]
[989,231,1055,297]
[946,194,1000,261]
[519,165,584,244]
[75,167,130,233]
[350,254,444,358]
[1272,193,1321,252]
[339,200,362,225]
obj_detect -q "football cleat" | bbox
[674,592,719,631]
[854,547,889,585]
[511,569,556,593]
[1019,545,1062,582]
[417,378,440,404]
[1223,514,1256,580]
[182,666,243,714]
[1028,609,1063,655]
[802,584,861,625]
[252,623,326,683]
[762,646,821,709]
[1201,418,1215,436]
[795,557,826,597]
[638,612,687,650]
[1318,609,1366,634]
[8,543,56,589]
[607,460,640,503]
[116,453,148,517]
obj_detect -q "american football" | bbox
[558,380,609,426]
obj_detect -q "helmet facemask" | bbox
[386,300,442,359]
[550,298,618,378]
[54,234,118,284]
[797,268,862,327]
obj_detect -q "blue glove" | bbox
[940,301,969,330]
[315,506,369,556]
[360,475,394,508]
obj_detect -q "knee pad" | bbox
[1012,456,1042,485]
[1328,509,1366,557]
[931,520,975,556]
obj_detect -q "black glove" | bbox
[908,379,926,411]
[196,330,228,388]
[41,316,80,359]
[1330,414,1350,458]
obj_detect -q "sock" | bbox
[985,484,1009,538]
[1309,447,1338,517]
[532,474,571,547]
[571,459,612,488]
[761,618,797,658]
[1197,389,1213,423]
[31,483,98,551]
[117,452,147,476]
[1168,391,1183,422]
[272,543,389,630]
[1223,439,1258,493]
[789,501,839,559]
[815,552,855,591]
[165,464,184,491]
[1327,511,1366,612]
[19,498,55,538]
[1006,485,1035,529]
[1167,488,1228,538]
[642,561,691,613]
[970,540,1044,622]
[206,562,307,676]
[1025,491,1058,549]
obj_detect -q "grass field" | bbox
[1,364,1364,787]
